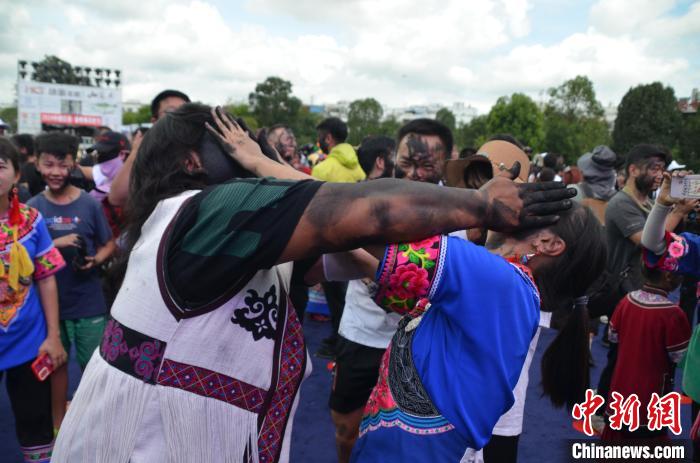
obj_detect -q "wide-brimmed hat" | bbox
[445,140,530,188]
[577,145,616,178]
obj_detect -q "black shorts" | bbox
[329,336,386,414]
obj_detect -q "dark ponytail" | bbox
[519,203,606,409]
[541,297,591,409]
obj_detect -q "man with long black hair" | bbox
[52,104,578,463]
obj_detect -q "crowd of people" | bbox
[0,88,698,463]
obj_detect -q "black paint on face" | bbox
[395,134,445,184]
[634,158,665,194]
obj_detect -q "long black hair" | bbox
[112,103,278,286]
[516,203,607,409]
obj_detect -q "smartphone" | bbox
[31,353,54,381]
[670,174,700,199]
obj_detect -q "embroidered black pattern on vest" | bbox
[388,316,441,417]
[231,285,278,340]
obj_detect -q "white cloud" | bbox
[0,0,697,117]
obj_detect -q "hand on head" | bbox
[479,161,575,233]
[205,107,265,172]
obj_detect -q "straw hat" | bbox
[444,140,530,188]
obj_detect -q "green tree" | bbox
[347,98,383,144]
[487,93,544,150]
[612,82,681,156]
[224,102,259,132]
[31,55,82,85]
[678,113,700,170]
[543,76,610,163]
[292,106,323,144]
[435,108,456,133]
[249,77,302,128]
[0,106,18,132]
[454,115,488,150]
[379,115,402,139]
[122,105,151,125]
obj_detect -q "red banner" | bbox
[40,113,102,127]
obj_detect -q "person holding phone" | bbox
[0,138,67,462]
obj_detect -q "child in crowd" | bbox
[27,132,115,428]
[0,138,66,462]
[601,263,690,442]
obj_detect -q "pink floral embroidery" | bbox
[387,263,430,300]
[668,241,684,259]
[375,236,444,315]
[644,232,689,273]
[33,247,65,280]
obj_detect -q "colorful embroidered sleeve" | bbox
[643,231,700,277]
[374,235,446,316]
[32,214,66,280]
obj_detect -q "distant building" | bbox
[315,100,481,125]
[122,100,146,113]
[324,101,351,120]
[384,102,478,125]
[678,88,699,114]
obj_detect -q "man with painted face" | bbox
[394,118,452,184]
[27,132,116,428]
[606,144,672,302]
[327,124,453,460]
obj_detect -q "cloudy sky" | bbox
[1,0,698,112]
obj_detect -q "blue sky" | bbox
[0,0,698,112]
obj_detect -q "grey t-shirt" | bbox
[604,190,649,291]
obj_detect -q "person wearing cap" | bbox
[571,145,618,225]
[667,160,687,172]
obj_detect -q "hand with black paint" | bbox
[478,161,576,232]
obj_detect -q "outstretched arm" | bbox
[279,176,572,263]
[206,106,575,264]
